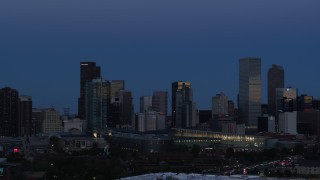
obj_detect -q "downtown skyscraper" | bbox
[0,87,19,137]
[239,58,261,133]
[268,64,285,115]
[86,78,110,132]
[172,81,196,128]
[78,62,101,119]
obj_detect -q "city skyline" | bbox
[0,59,319,115]
[1,0,320,114]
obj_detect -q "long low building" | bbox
[105,128,274,153]
[171,128,271,150]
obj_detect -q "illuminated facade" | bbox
[239,58,262,133]
[172,128,268,150]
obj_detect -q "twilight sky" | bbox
[0,0,320,114]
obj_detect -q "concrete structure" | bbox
[63,118,86,133]
[19,95,32,136]
[278,111,297,135]
[85,78,109,132]
[268,116,276,133]
[0,87,19,137]
[152,91,168,116]
[258,115,276,133]
[268,64,284,115]
[212,92,228,117]
[78,62,101,119]
[137,111,165,132]
[139,96,152,113]
[42,108,63,133]
[238,58,261,133]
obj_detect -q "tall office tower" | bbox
[32,108,44,135]
[152,91,168,116]
[108,97,121,128]
[78,62,101,119]
[172,81,196,128]
[239,58,262,133]
[228,100,235,117]
[107,80,124,128]
[276,87,297,112]
[268,64,284,115]
[212,93,228,117]
[86,78,110,132]
[119,90,133,127]
[19,95,32,136]
[110,80,125,98]
[42,108,63,133]
[0,87,19,137]
[140,96,153,113]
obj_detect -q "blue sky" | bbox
[0,0,320,114]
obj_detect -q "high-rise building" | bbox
[228,100,235,118]
[152,91,168,116]
[268,64,284,115]
[107,80,124,128]
[0,87,19,137]
[276,87,297,112]
[172,81,191,127]
[78,62,101,119]
[212,93,228,117]
[110,80,125,98]
[140,96,153,113]
[172,81,196,128]
[239,58,262,133]
[107,97,121,128]
[19,95,32,136]
[119,90,133,127]
[86,78,109,132]
[32,108,44,135]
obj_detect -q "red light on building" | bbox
[13,148,19,153]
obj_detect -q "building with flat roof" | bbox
[238,58,261,133]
